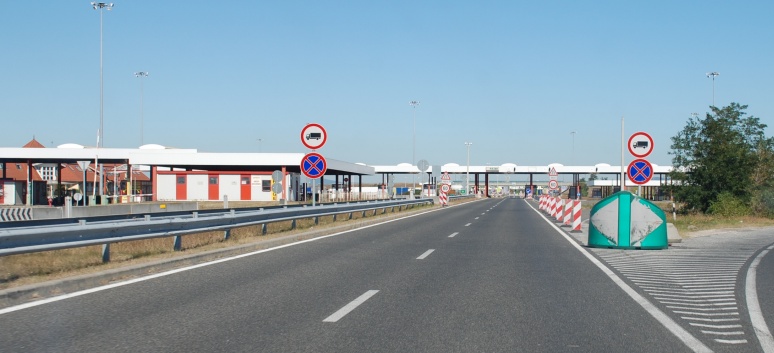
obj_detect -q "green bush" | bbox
[751,188,774,218]
[707,192,750,217]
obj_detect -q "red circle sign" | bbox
[548,180,559,190]
[301,123,327,150]
[628,131,654,158]
[627,159,654,185]
[301,153,327,179]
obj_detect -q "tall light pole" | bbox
[706,71,719,106]
[92,2,113,148]
[134,71,148,145]
[258,138,262,152]
[92,2,113,198]
[465,142,472,194]
[410,100,420,194]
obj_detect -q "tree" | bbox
[669,103,772,213]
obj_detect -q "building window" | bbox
[262,180,271,192]
[241,177,249,185]
[209,177,218,185]
[177,176,185,184]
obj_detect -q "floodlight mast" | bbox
[134,71,149,145]
[92,2,113,148]
[706,72,719,106]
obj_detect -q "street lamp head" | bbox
[409,100,420,107]
[134,71,149,77]
[706,72,719,78]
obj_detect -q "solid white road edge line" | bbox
[745,244,774,352]
[323,290,379,323]
[523,199,713,353]
[0,201,469,316]
[417,249,435,260]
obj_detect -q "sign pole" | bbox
[312,178,316,207]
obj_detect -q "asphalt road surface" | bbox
[3,198,771,352]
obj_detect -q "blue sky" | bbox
[2,1,773,169]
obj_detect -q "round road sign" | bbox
[301,152,327,179]
[271,170,283,182]
[548,180,559,190]
[628,131,654,158]
[272,182,283,194]
[301,123,327,150]
[627,159,654,185]
[440,184,451,193]
[417,159,430,173]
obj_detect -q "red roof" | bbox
[22,138,46,148]
[1,163,43,181]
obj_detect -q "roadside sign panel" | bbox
[441,172,451,185]
[440,184,451,193]
[417,159,430,173]
[271,170,283,182]
[548,180,559,190]
[301,123,327,150]
[301,153,327,179]
[628,132,654,158]
[627,159,653,185]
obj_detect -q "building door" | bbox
[176,175,187,200]
[208,174,219,200]
[241,175,251,200]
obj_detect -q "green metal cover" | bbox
[588,191,667,250]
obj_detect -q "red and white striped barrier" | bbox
[548,197,556,215]
[563,199,572,225]
[554,198,564,221]
[439,192,448,206]
[571,200,582,232]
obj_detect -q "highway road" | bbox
[1,198,772,352]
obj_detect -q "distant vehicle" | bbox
[306,132,322,140]
[633,141,649,149]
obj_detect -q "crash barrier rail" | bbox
[0,198,433,262]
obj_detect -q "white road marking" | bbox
[523,199,712,353]
[323,290,379,323]
[701,330,745,336]
[448,232,459,238]
[715,339,748,344]
[417,249,435,260]
[690,323,743,329]
[465,223,471,227]
[745,244,774,352]
[475,217,480,220]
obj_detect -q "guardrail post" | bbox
[64,197,72,218]
[361,210,366,218]
[333,214,337,221]
[224,229,231,241]
[262,224,267,235]
[145,215,151,222]
[291,219,297,230]
[192,211,198,219]
[101,244,110,263]
[349,212,353,220]
[314,216,319,225]
[173,235,182,251]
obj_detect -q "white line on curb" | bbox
[323,290,379,322]
[745,244,774,352]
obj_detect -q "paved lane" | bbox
[0,199,696,352]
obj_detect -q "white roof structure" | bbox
[0,146,374,176]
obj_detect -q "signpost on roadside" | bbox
[627,131,654,196]
[301,123,328,206]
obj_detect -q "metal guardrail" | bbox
[0,199,433,261]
